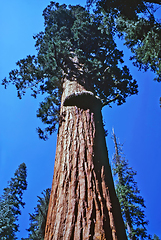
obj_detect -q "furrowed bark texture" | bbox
[44,80,127,240]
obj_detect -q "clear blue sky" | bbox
[0,0,161,239]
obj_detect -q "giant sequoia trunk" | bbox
[44,79,127,240]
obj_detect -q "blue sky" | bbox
[0,0,161,239]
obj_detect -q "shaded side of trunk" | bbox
[44,80,127,240]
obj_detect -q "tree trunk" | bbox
[44,79,127,240]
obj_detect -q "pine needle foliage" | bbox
[0,163,27,240]
[87,0,161,82]
[22,188,50,240]
[112,131,151,240]
[2,2,138,139]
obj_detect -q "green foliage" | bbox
[2,2,138,139]
[87,0,156,20]
[22,188,50,240]
[153,234,160,240]
[87,0,161,81]
[0,163,27,240]
[112,132,151,239]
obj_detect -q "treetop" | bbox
[2,2,138,139]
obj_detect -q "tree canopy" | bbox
[2,2,138,139]
[87,0,161,81]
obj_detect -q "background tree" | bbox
[112,130,151,240]
[153,234,160,240]
[87,0,161,82]
[0,163,27,240]
[2,2,139,239]
[22,188,50,240]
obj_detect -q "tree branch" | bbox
[102,94,119,107]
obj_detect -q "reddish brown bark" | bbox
[44,80,127,240]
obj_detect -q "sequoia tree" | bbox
[2,3,138,239]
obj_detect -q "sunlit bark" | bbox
[44,80,127,240]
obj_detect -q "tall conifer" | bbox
[2,3,139,239]
[112,130,151,240]
[0,163,27,240]
[22,188,50,240]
